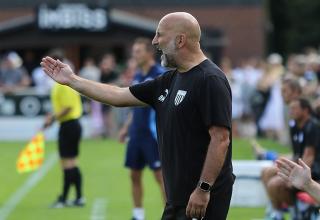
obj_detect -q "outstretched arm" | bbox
[276,157,320,204]
[40,57,146,107]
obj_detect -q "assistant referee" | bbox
[44,53,84,208]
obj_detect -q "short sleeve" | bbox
[198,75,232,129]
[129,78,159,107]
[305,122,319,148]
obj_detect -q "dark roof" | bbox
[0,9,157,35]
[0,0,262,9]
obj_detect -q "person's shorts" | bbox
[58,119,82,158]
[125,136,161,170]
[161,173,235,220]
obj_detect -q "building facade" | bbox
[0,0,265,68]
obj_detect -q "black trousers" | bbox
[161,174,235,220]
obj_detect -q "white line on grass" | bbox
[0,154,58,220]
[90,198,108,220]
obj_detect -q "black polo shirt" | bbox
[290,117,320,180]
[129,59,233,205]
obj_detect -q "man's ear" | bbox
[175,34,186,49]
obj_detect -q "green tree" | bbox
[268,0,320,56]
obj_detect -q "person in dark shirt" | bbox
[262,98,320,220]
[41,12,234,220]
[0,52,31,94]
[118,38,166,220]
[99,53,118,137]
[289,99,320,180]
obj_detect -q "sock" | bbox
[271,209,283,220]
[61,169,73,202]
[72,167,83,199]
[265,201,274,216]
[133,207,144,220]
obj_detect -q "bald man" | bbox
[41,12,234,220]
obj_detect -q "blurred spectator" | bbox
[79,57,101,82]
[0,52,30,94]
[23,50,38,86]
[305,54,320,98]
[257,53,285,139]
[79,57,103,138]
[252,78,302,160]
[220,57,243,137]
[32,49,71,94]
[117,58,136,87]
[100,53,118,83]
[234,57,263,117]
[231,57,263,138]
[261,98,320,220]
[281,78,303,144]
[32,66,54,94]
[286,54,318,98]
[99,53,119,138]
[115,58,137,129]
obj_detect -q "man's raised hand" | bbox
[40,56,75,86]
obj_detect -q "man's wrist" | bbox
[197,180,213,192]
[304,179,316,192]
[69,73,81,89]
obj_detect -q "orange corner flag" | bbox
[16,132,45,173]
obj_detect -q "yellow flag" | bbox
[16,132,45,173]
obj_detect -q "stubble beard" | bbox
[160,39,177,68]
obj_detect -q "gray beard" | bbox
[161,54,176,68]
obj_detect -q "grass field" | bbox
[0,138,290,220]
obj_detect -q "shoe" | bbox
[50,196,66,209]
[72,197,86,207]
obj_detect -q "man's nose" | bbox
[152,35,157,45]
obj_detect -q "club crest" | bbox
[174,90,187,106]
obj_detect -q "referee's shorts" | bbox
[58,119,82,158]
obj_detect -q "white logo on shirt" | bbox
[158,89,169,102]
[293,132,304,143]
[174,90,187,106]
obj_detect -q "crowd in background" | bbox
[1,47,320,142]
[0,49,136,138]
[222,48,320,144]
